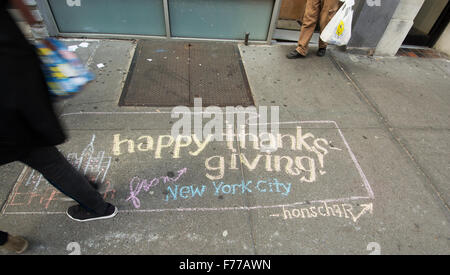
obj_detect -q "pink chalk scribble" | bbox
[126,168,187,209]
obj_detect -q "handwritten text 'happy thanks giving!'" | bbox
[112,126,341,181]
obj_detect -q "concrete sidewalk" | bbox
[0,39,449,255]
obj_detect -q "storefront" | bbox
[37,0,282,43]
[18,0,448,56]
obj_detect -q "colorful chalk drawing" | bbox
[1,134,115,214]
[2,112,374,223]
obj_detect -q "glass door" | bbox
[47,0,166,36]
[168,0,275,41]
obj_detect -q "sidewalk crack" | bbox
[328,53,450,215]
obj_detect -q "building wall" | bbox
[375,0,425,56]
[347,0,401,49]
[434,22,450,56]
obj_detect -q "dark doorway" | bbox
[403,0,450,47]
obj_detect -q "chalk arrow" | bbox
[351,203,373,223]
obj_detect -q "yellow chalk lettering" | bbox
[190,134,212,156]
[205,155,224,180]
[173,135,192,158]
[113,134,135,156]
[137,136,154,152]
[155,135,174,159]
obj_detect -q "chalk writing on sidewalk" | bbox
[113,126,342,183]
[270,202,373,222]
[116,122,373,224]
[112,119,373,224]
[163,179,292,203]
[3,115,374,224]
[127,168,188,208]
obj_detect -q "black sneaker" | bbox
[67,203,118,222]
[286,49,306,59]
[317,48,327,57]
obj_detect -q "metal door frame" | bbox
[38,0,282,44]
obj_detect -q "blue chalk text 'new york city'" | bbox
[164,178,291,201]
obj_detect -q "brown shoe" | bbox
[2,234,28,254]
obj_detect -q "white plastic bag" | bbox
[320,0,355,46]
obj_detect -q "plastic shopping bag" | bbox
[320,0,354,46]
[36,38,94,99]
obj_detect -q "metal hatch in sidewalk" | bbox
[119,40,254,107]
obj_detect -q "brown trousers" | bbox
[296,0,341,55]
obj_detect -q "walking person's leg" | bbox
[287,0,321,58]
[297,0,321,55]
[19,146,117,222]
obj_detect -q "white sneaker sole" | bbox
[66,206,118,222]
